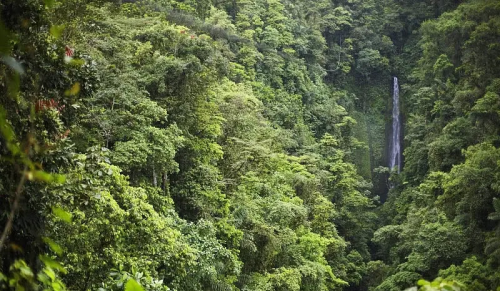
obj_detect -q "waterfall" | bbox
[389,77,402,173]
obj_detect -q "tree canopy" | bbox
[0,0,499,290]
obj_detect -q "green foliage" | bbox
[124,279,146,291]
[376,0,500,290]
[410,277,465,291]
[438,256,498,291]
[0,257,67,291]
[3,0,500,291]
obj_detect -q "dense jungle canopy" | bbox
[1,0,500,290]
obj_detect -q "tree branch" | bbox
[0,165,28,253]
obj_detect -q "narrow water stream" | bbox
[389,77,401,173]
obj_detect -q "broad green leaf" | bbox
[42,237,63,255]
[30,170,53,182]
[51,207,72,223]
[28,171,65,184]
[39,255,67,274]
[417,279,430,286]
[125,279,145,291]
[44,267,56,281]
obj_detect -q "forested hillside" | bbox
[0,0,499,290]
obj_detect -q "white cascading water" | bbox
[389,77,401,173]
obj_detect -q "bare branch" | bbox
[0,165,28,253]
